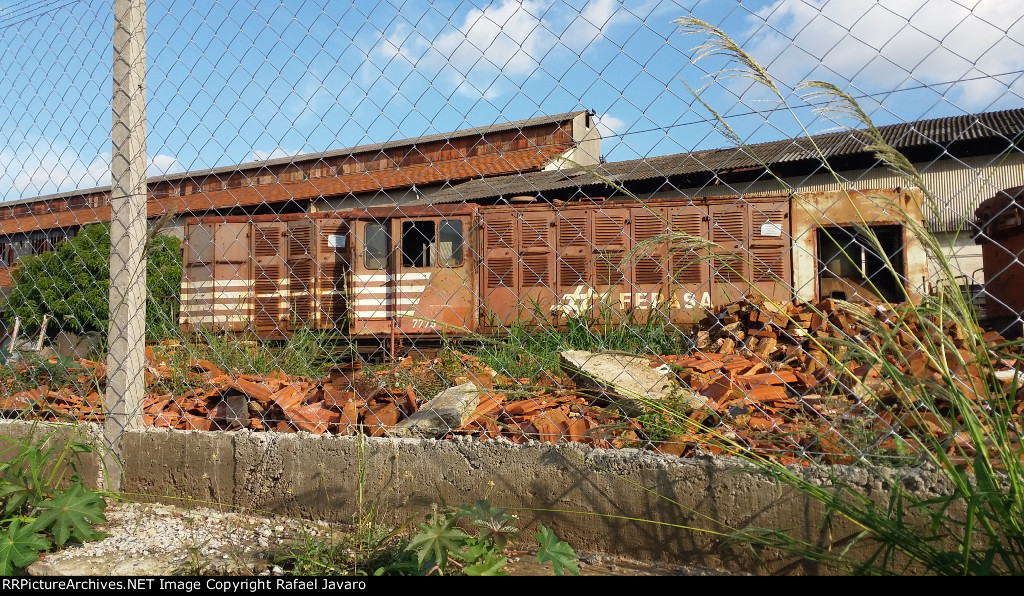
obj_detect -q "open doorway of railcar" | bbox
[816,224,905,303]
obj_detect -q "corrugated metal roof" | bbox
[423,108,1024,204]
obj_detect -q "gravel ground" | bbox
[27,499,735,577]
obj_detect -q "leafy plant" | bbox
[454,499,519,551]
[0,223,182,341]
[0,520,51,576]
[403,500,578,576]
[0,429,108,575]
[535,524,580,577]
[30,482,108,548]
[406,505,473,575]
[275,498,578,577]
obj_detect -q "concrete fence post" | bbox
[104,0,148,492]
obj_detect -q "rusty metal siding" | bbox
[481,196,795,328]
[975,187,1024,324]
[658,153,1024,233]
[180,190,923,340]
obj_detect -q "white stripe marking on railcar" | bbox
[352,272,431,283]
[354,298,422,307]
[182,315,248,323]
[185,279,255,290]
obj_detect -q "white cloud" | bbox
[565,0,622,51]
[369,0,627,99]
[148,154,184,177]
[742,0,1024,110]
[594,111,625,139]
[427,0,552,78]
[0,148,110,200]
[0,147,190,202]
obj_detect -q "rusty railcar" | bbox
[179,188,925,351]
[975,185,1024,335]
[181,203,481,349]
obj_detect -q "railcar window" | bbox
[402,221,435,268]
[438,220,463,266]
[364,222,389,270]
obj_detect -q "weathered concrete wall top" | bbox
[0,420,955,575]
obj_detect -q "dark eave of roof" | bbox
[423,107,1024,204]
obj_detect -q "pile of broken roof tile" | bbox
[1,296,1021,466]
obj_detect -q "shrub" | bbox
[1,223,182,341]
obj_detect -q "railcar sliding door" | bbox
[481,205,557,327]
[394,215,477,335]
[180,221,252,334]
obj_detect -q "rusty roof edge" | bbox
[2,110,591,208]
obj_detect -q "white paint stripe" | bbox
[352,272,430,282]
[356,288,423,299]
[356,299,418,307]
[354,287,388,296]
[186,292,251,301]
[183,286,251,296]
[355,300,388,307]
[186,279,255,290]
[183,315,248,323]
[360,299,419,309]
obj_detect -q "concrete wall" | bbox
[0,420,957,575]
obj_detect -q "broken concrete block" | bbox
[387,381,481,439]
[559,350,705,414]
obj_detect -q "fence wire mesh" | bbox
[1,0,1023,468]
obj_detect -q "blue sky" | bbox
[1,0,1022,202]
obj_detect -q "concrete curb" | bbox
[0,419,957,575]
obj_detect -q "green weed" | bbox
[271,498,578,577]
[476,305,694,383]
[0,427,108,575]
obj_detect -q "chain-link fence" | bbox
[1,0,1023,476]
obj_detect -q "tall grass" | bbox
[156,325,351,387]
[635,16,1024,575]
[475,304,693,382]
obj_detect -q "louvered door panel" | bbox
[518,208,557,323]
[630,207,670,288]
[748,201,791,303]
[286,221,316,331]
[251,222,287,337]
[668,205,709,287]
[556,207,593,290]
[710,202,751,304]
[481,209,520,326]
[317,220,349,330]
